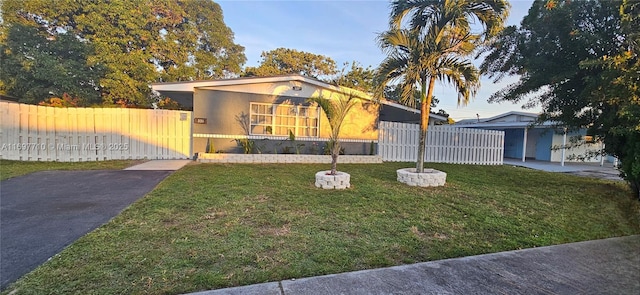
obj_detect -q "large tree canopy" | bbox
[330,61,376,93]
[242,48,337,78]
[481,0,640,198]
[480,0,622,116]
[0,24,105,105]
[0,0,245,106]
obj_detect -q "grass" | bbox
[3,162,639,294]
[0,159,144,180]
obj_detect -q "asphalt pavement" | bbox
[0,169,171,290]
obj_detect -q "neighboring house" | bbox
[151,75,446,155]
[456,111,607,164]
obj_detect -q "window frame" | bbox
[249,102,320,137]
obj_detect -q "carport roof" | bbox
[454,120,559,129]
[455,111,561,129]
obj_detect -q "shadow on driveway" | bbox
[0,170,171,290]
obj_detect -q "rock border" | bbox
[198,153,382,164]
[397,168,447,187]
[315,171,351,190]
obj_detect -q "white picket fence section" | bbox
[0,101,192,161]
[379,121,504,165]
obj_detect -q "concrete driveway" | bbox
[0,169,171,290]
[503,159,623,181]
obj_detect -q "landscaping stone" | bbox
[396,168,446,187]
[197,153,382,164]
[315,171,351,189]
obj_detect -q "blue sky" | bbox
[218,0,537,120]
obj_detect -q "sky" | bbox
[217,0,537,121]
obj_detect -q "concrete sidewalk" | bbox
[187,235,640,295]
[124,159,192,170]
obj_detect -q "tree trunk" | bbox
[416,76,436,173]
[331,142,339,175]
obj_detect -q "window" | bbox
[250,103,319,137]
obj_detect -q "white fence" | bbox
[379,121,504,165]
[0,101,192,161]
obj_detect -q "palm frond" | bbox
[389,0,510,44]
[307,93,359,139]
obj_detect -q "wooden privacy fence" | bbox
[379,121,505,165]
[0,101,192,161]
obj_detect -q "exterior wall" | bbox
[478,127,552,161]
[203,81,440,126]
[550,130,604,163]
[503,129,524,159]
[192,89,254,152]
[339,100,379,139]
[461,125,607,163]
[192,87,379,154]
[534,130,554,161]
[202,138,375,155]
[525,129,540,158]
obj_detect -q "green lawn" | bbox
[0,159,143,180]
[3,162,639,295]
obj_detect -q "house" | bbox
[151,75,447,155]
[456,111,607,164]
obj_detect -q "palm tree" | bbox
[376,0,509,173]
[377,27,479,172]
[308,93,358,175]
[389,0,510,44]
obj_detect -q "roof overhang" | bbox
[455,120,560,129]
[482,111,540,122]
[152,75,447,121]
[379,101,448,121]
[151,75,324,92]
[152,74,371,99]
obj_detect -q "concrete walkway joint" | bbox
[187,235,640,295]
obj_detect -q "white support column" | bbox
[561,128,567,167]
[600,142,605,166]
[522,128,528,162]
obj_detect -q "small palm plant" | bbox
[308,92,358,175]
